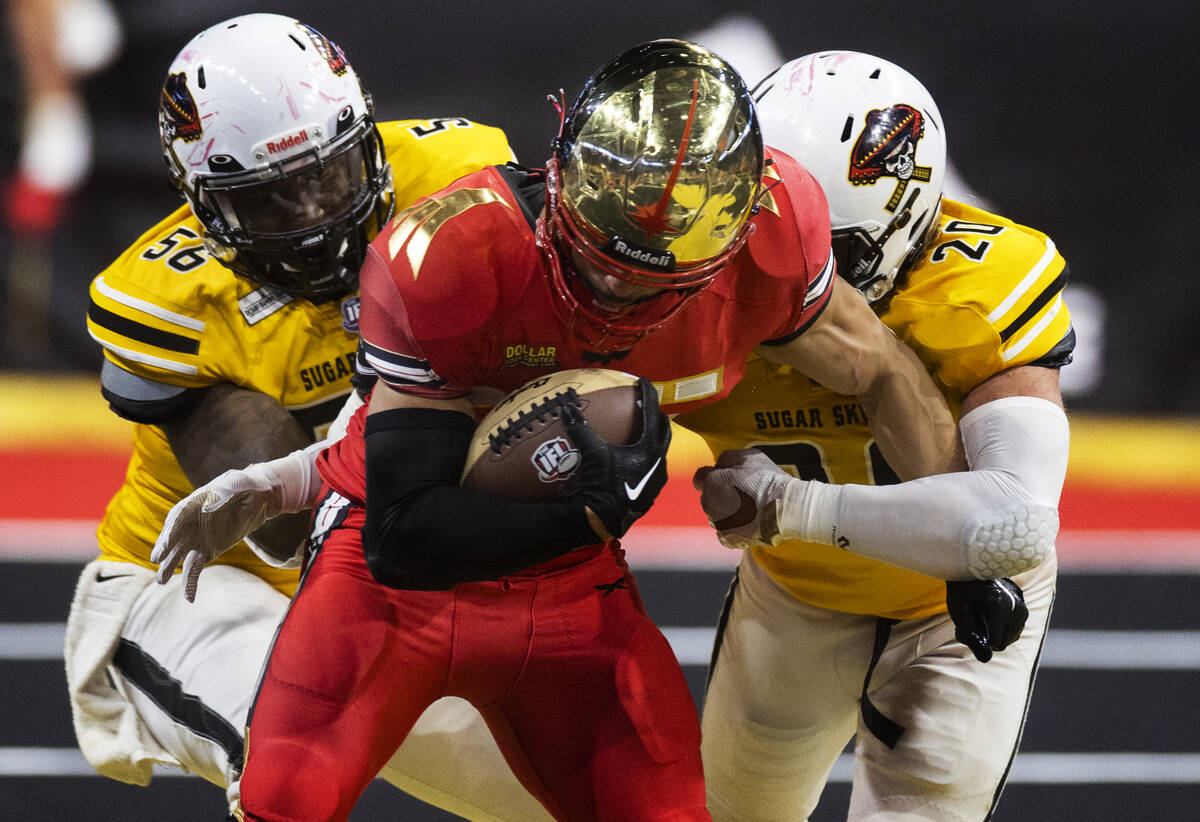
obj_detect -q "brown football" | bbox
[460,369,642,501]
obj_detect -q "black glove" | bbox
[560,377,670,539]
[945,578,1029,663]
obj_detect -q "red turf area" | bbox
[5,446,1197,534]
[1,449,128,520]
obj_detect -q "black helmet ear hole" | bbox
[334,105,357,136]
[207,154,242,172]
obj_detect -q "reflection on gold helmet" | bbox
[557,39,762,276]
[542,39,763,352]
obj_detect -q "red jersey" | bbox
[320,151,833,501]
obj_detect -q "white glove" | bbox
[693,448,800,550]
[150,441,325,602]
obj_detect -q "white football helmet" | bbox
[159,13,393,302]
[754,51,946,302]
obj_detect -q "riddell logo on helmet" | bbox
[266,130,310,155]
[605,237,675,271]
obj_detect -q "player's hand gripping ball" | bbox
[461,368,670,537]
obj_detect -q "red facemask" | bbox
[537,157,755,353]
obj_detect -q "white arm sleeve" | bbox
[270,389,363,511]
[325,388,364,443]
[241,390,364,564]
[781,396,1069,579]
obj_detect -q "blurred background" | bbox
[2,0,1198,410]
[2,1,1198,820]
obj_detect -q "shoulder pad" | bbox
[87,208,226,387]
[359,169,542,392]
[379,119,517,209]
[99,359,204,423]
[920,201,1071,370]
[747,150,832,283]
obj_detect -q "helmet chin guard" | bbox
[539,155,754,353]
[159,13,394,303]
[539,39,763,352]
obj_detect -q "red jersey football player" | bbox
[225,40,960,822]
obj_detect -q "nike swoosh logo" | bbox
[711,488,758,531]
[95,572,134,583]
[624,457,663,500]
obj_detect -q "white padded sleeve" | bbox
[781,396,1069,579]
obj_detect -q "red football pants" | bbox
[237,490,709,821]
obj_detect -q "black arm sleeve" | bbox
[362,407,600,590]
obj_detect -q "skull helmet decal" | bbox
[848,104,932,212]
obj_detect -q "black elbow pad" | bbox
[362,407,597,589]
[363,408,475,588]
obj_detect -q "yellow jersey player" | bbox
[67,13,549,822]
[686,52,1072,821]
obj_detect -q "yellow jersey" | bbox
[675,199,1074,618]
[85,118,515,595]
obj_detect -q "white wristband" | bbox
[255,391,362,514]
[780,478,840,545]
[259,439,328,514]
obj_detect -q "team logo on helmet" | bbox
[160,72,202,144]
[848,104,932,212]
[300,23,349,77]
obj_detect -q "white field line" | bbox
[3,622,1199,670]
[2,747,1198,784]
[3,521,1199,571]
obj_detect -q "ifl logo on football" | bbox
[531,437,580,483]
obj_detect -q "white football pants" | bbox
[66,559,552,821]
[702,551,1055,821]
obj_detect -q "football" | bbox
[461,369,643,501]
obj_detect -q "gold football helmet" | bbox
[540,39,763,351]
